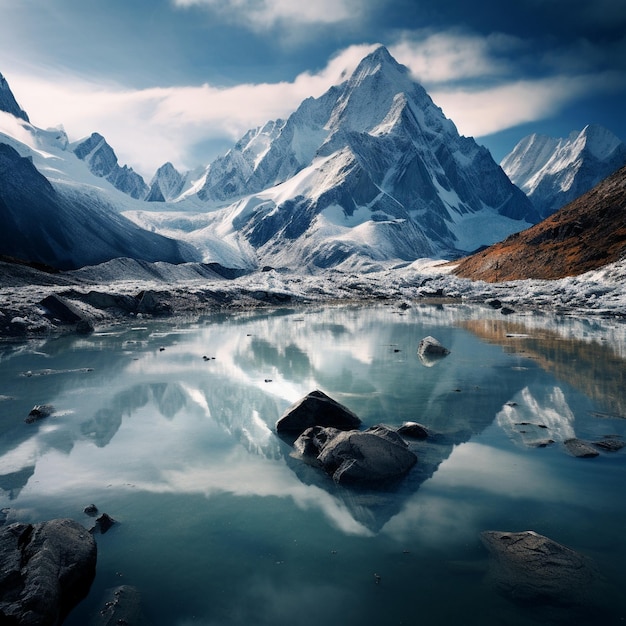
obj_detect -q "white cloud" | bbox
[390,31,520,84]
[5,34,624,179]
[3,45,376,177]
[431,71,626,138]
[172,0,360,30]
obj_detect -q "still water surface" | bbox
[0,304,625,625]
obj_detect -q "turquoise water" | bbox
[0,304,625,625]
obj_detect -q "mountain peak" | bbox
[578,123,623,160]
[348,45,409,86]
[0,71,29,122]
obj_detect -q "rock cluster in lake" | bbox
[277,390,417,485]
[0,518,97,625]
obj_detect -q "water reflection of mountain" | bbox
[461,319,626,419]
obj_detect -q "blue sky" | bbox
[1,0,625,178]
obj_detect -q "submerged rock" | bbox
[91,512,116,534]
[0,518,97,625]
[593,437,625,452]
[294,424,417,484]
[24,404,54,424]
[481,530,602,607]
[564,438,600,458]
[397,421,429,439]
[275,389,361,436]
[91,585,145,626]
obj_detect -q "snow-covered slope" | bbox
[501,124,626,218]
[0,74,197,270]
[140,46,538,270]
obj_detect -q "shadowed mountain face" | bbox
[0,143,194,270]
[452,164,626,282]
[0,72,29,122]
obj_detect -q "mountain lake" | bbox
[0,303,625,625]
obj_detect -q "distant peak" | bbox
[0,71,30,122]
[577,124,623,159]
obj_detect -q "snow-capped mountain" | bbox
[141,46,538,269]
[146,162,186,202]
[0,75,196,270]
[501,124,626,218]
[71,132,149,199]
[0,72,29,122]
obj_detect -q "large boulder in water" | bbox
[0,518,97,625]
[480,530,603,607]
[275,389,361,436]
[294,424,417,484]
[417,336,450,366]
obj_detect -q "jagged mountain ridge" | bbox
[452,163,626,282]
[0,71,29,122]
[71,132,149,199]
[502,124,626,218]
[136,46,538,269]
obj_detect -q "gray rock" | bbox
[91,585,145,626]
[564,438,600,458]
[276,390,361,435]
[397,421,429,439]
[0,518,97,625]
[481,530,601,607]
[417,336,449,366]
[294,424,417,484]
[593,437,625,452]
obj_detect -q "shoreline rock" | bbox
[0,518,97,625]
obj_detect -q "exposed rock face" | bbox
[481,530,601,607]
[275,389,361,435]
[0,72,29,121]
[294,424,417,484]
[72,132,148,199]
[0,518,97,625]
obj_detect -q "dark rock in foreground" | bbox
[0,518,97,625]
[275,390,361,435]
[294,424,417,484]
[481,530,602,607]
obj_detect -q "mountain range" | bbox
[453,163,626,281]
[502,124,626,218]
[0,48,624,275]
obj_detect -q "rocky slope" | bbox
[453,164,626,281]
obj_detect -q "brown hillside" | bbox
[453,164,626,282]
